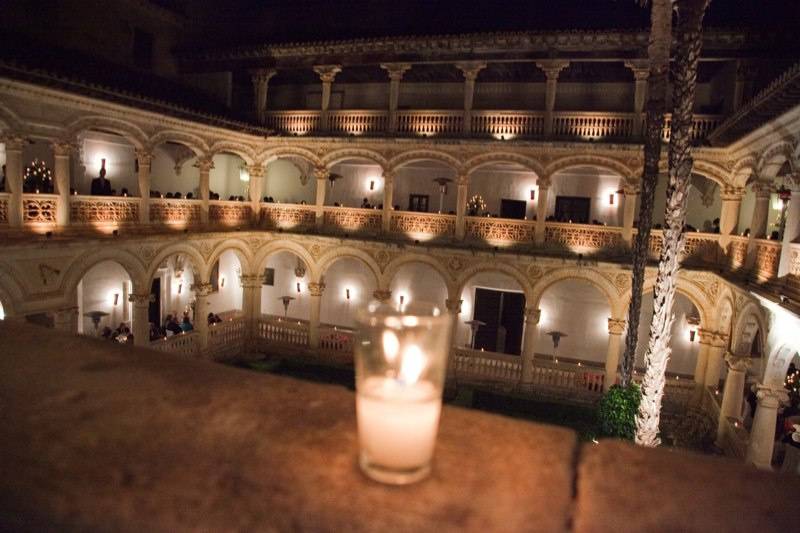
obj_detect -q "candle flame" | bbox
[399,344,425,384]
[382,330,400,363]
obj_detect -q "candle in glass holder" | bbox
[354,304,452,484]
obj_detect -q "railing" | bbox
[256,315,309,350]
[0,192,9,224]
[531,356,606,395]
[544,221,623,252]
[662,114,725,142]
[209,200,251,227]
[390,211,456,239]
[790,243,800,277]
[727,235,749,273]
[69,195,139,225]
[453,347,523,382]
[466,216,535,243]
[329,110,388,135]
[149,331,198,356]
[319,325,354,355]
[150,198,201,226]
[264,110,321,135]
[553,112,635,139]
[323,206,382,235]
[471,110,544,138]
[752,239,781,282]
[396,110,464,136]
[207,316,248,359]
[260,203,316,231]
[22,193,58,225]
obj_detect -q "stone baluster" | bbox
[621,183,640,245]
[240,273,263,349]
[313,65,342,132]
[624,60,650,136]
[604,318,627,391]
[715,354,751,448]
[534,176,551,245]
[53,306,79,334]
[380,63,411,133]
[719,186,744,248]
[746,385,789,469]
[704,331,729,390]
[536,60,570,137]
[455,174,469,240]
[456,62,486,135]
[778,174,800,277]
[136,150,152,224]
[196,157,214,226]
[382,171,394,233]
[521,308,541,383]
[4,135,25,227]
[313,166,328,229]
[308,281,325,349]
[129,292,152,348]
[445,298,463,378]
[246,164,265,226]
[192,282,212,354]
[52,141,72,227]
[250,68,277,125]
[693,329,713,385]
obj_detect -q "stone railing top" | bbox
[1,320,798,531]
[71,194,141,201]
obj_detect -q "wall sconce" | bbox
[609,193,615,206]
[297,282,302,294]
[177,283,183,295]
[220,276,225,288]
[369,180,375,191]
[530,189,536,201]
[112,293,119,306]
[345,288,351,301]
[687,315,700,342]
[399,294,405,306]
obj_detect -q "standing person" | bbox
[91,161,112,196]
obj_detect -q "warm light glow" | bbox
[382,331,400,363]
[296,282,302,294]
[239,167,250,183]
[109,292,119,306]
[399,345,426,384]
[345,287,351,301]
[370,180,375,191]
[609,193,615,206]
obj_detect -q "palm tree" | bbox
[636,0,710,447]
[619,0,673,387]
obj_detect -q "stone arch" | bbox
[464,152,545,177]
[321,148,389,170]
[253,240,318,281]
[620,275,712,329]
[205,239,255,278]
[455,261,532,302]
[388,149,463,174]
[148,130,209,157]
[732,154,759,187]
[208,141,256,165]
[731,300,768,356]
[764,343,800,388]
[316,247,381,287]
[691,160,734,189]
[65,115,148,151]
[544,155,633,181]
[258,146,322,168]
[0,101,25,134]
[757,139,796,179]
[144,243,208,286]
[381,255,454,296]
[62,248,147,296]
[531,268,622,317]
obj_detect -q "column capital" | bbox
[536,60,570,79]
[245,164,265,179]
[313,65,342,83]
[751,179,773,198]
[239,274,262,289]
[724,353,752,373]
[135,149,153,167]
[2,134,26,151]
[51,140,76,157]
[380,63,412,81]
[445,298,462,313]
[250,68,277,84]
[624,59,650,80]
[456,174,469,187]
[382,171,395,183]
[314,166,330,181]
[536,176,551,189]
[195,157,214,173]
[308,281,326,297]
[192,282,213,297]
[525,307,541,324]
[128,292,153,306]
[721,186,746,200]
[455,61,487,81]
[755,385,789,408]
[608,318,627,335]
[372,289,392,303]
[699,329,729,348]
[622,182,641,195]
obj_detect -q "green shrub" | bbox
[597,384,641,440]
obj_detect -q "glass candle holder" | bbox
[354,302,452,485]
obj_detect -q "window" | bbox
[133,28,154,69]
[408,194,430,213]
[472,288,526,355]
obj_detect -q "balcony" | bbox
[265,109,723,142]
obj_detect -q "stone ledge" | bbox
[0,320,797,532]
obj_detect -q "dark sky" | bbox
[189,0,800,47]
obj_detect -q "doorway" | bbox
[472,287,525,355]
[555,196,591,223]
[408,194,430,213]
[148,278,161,327]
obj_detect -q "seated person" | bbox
[180,315,193,332]
[173,192,182,199]
[149,322,163,341]
[90,167,112,196]
[360,198,371,209]
[229,195,236,201]
[164,314,182,336]
[185,192,194,199]
[207,312,216,325]
[120,188,129,197]
[165,192,174,199]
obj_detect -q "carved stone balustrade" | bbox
[260,203,316,231]
[208,200,251,227]
[322,206,382,235]
[22,193,59,226]
[0,193,9,225]
[69,195,140,226]
[149,198,202,226]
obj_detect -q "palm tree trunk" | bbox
[635,0,710,447]
[620,0,673,387]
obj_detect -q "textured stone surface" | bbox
[0,320,575,532]
[574,439,800,533]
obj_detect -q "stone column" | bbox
[622,184,640,245]
[193,282,212,354]
[625,60,650,136]
[694,330,712,385]
[313,65,342,132]
[455,174,469,240]
[445,298,463,379]
[53,306,79,333]
[382,171,394,233]
[240,274,263,349]
[136,150,152,225]
[704,332,729,390]
[52,141,72,227]
[778,178,800,277]
[456,62,486,135]
[380,63,411,133]
[246,164,264,226]
[196,157,213,226]
[719,187,744,248]
[250,68,277,125]
[521,308,541,383]
[314,166,328,229]
[715,354,751,447]
[604,318,627,391]
[746,385,789,469]
[129,292,151,348]
[308,281,325,349]
[4,136,25,227]
[749,181,772,239]
[534,177,551,245]
[536,60,570,137]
